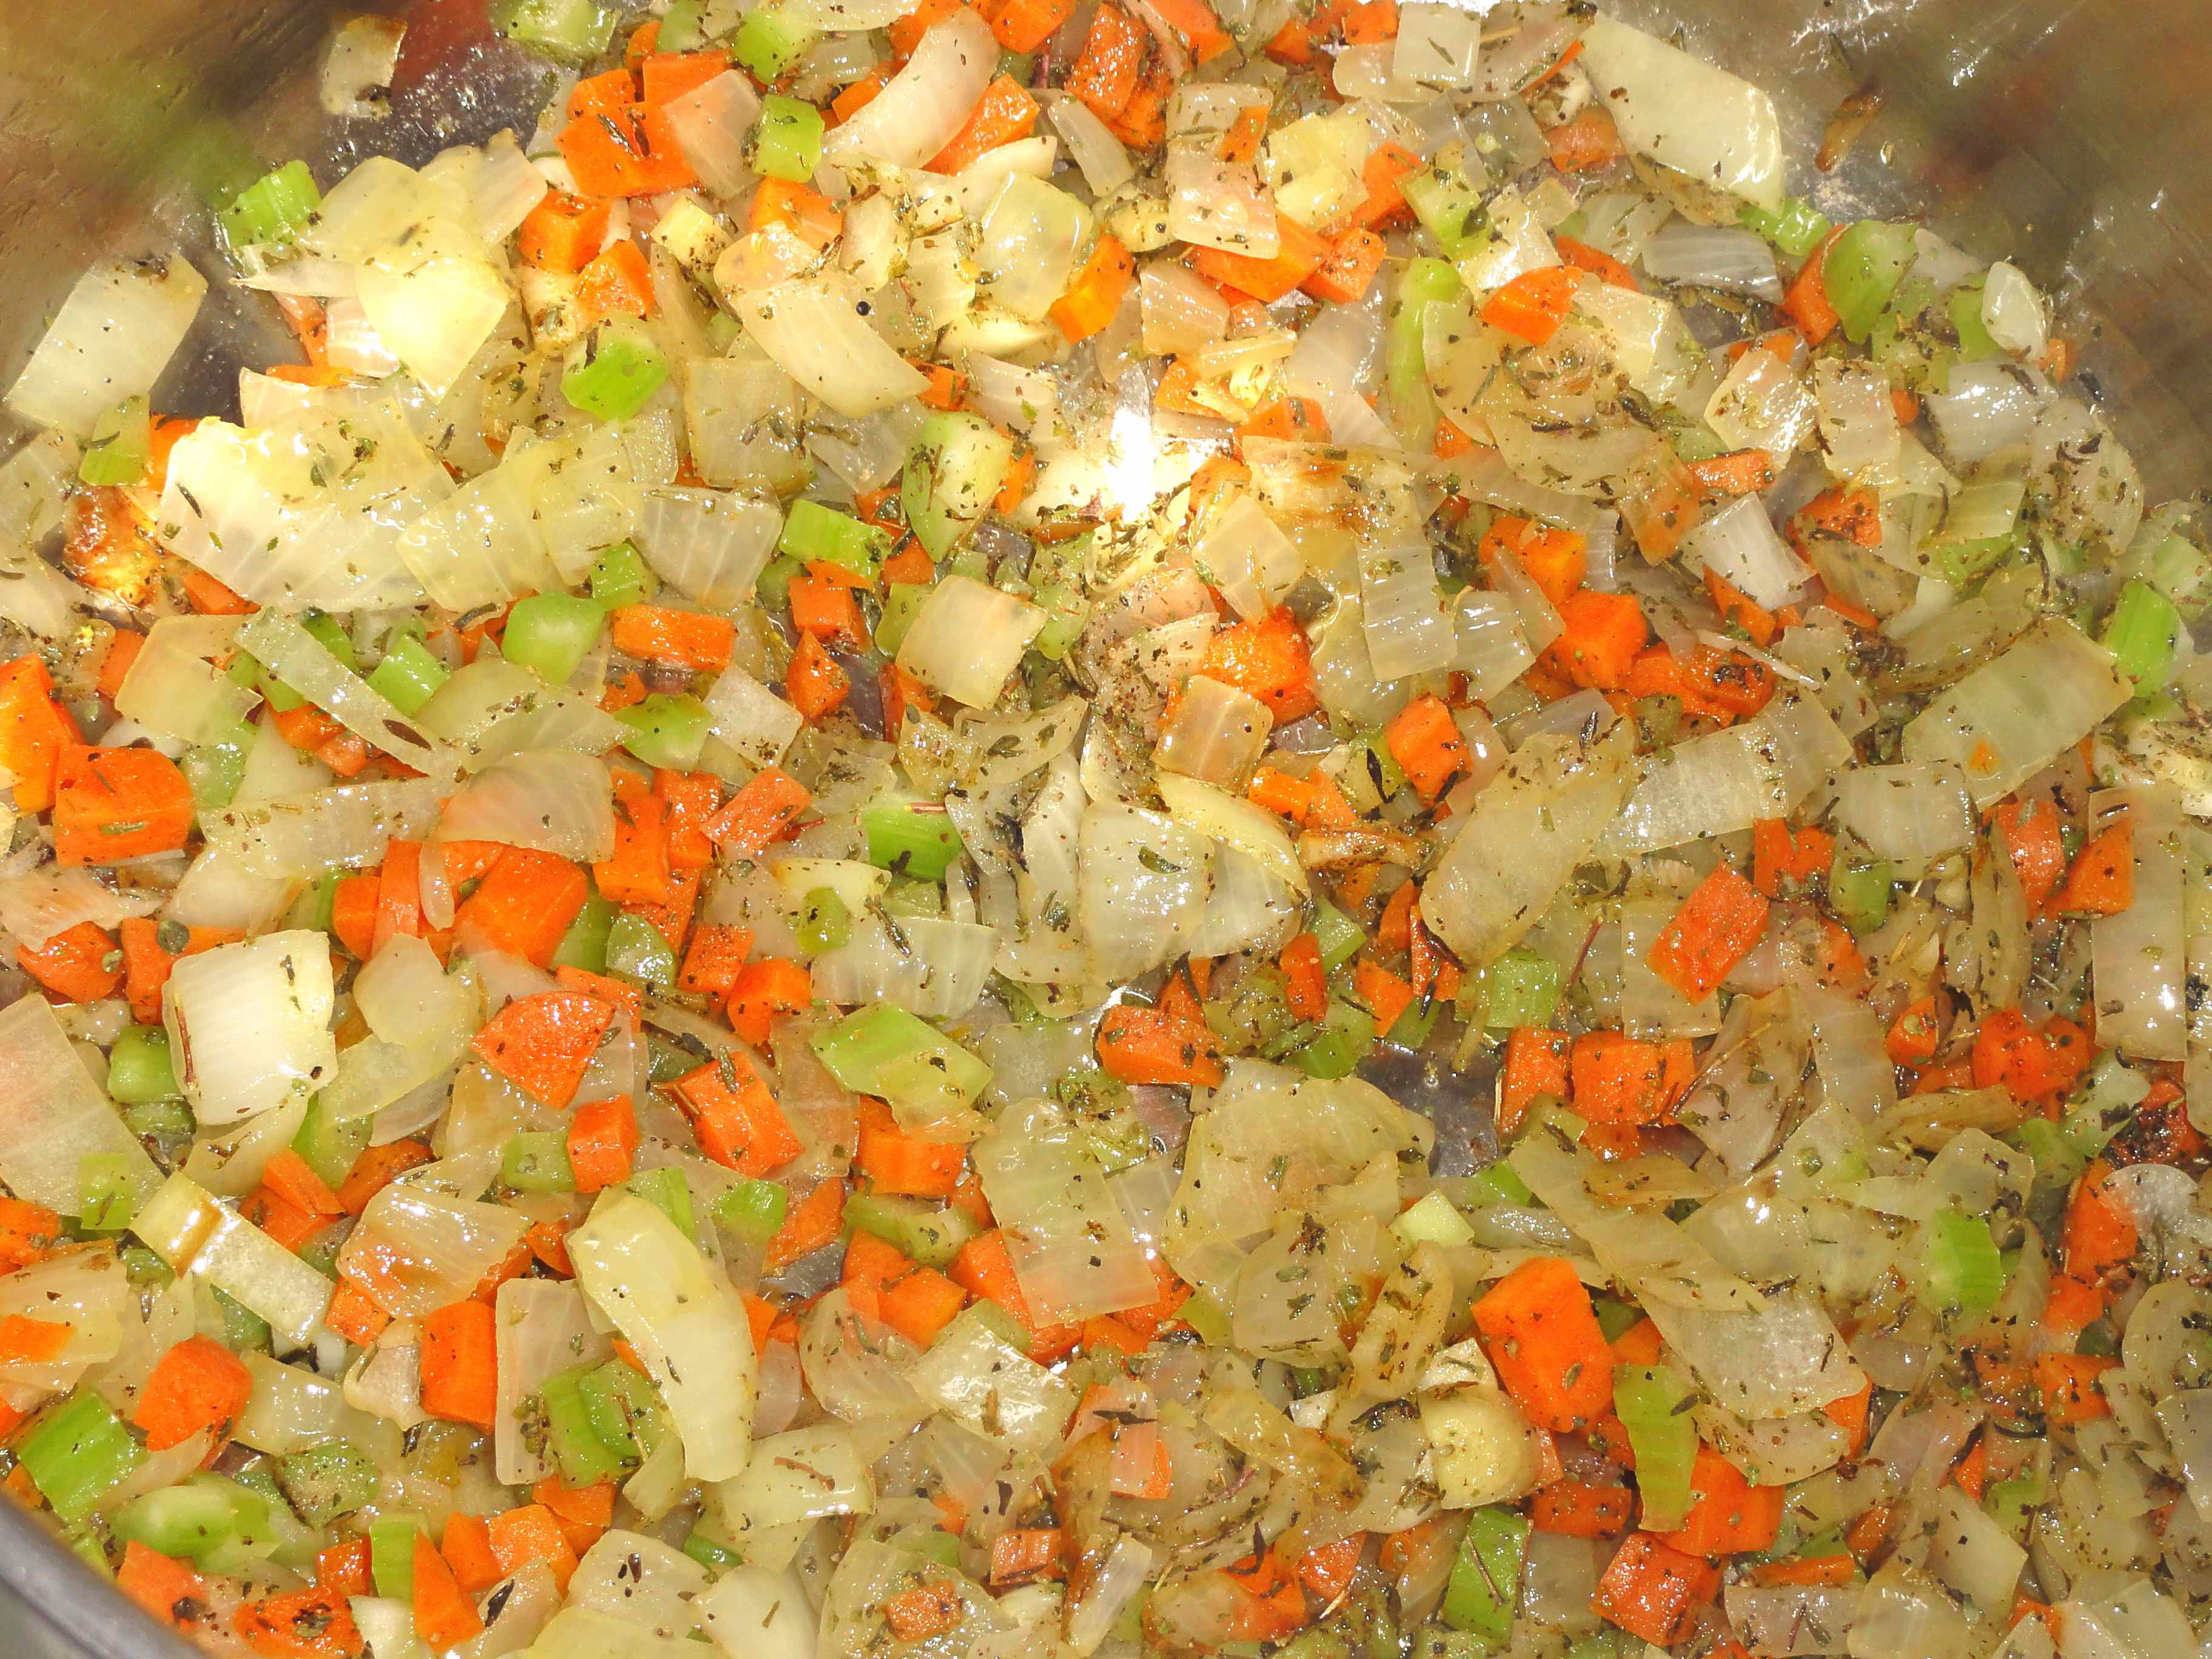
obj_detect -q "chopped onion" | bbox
[809,914,997,1018]
[0,995,161,1216]
[321,15,404,118]
[570,1190,756,1481]
[0,866,161,951]
[1041,92,1134,196]
[718,1424,874,1543]
[133,1172,332,1346]
[1923,361,2051,466]
[905,1306,1077,1455]
[1391,1,1483,89]
[5,255,209,439]
[1705,346,1815,462]
[1450,590,1535,700]
[628,488,782,610]
[698,1566,818,1659]
[1193,489,1302,622]
[438,751,617,862]
[2091,787,2188,1062]
[1156,676,1273,788]
[1834,762,1976,871]
[822,10,996,170]
[115,615,259,746]
[704,665,804,769]
[1078,801,1213,980]
[1425,717,1636,967]
[1156,771,1307,896]
[1141,261,1231,357]
[728,278,930,418]
[415,658,627,772]
[1683,495,1812,610]
[663,71,763,199]
[979,175,1093,320]
[0,540,88,640]
[494,1280,612,1485]
[1456,185,1558,294]
[340,1165,528,1318]
[237,610,460,779]
[1360,543,1456,678]
[896,575,1046,709]
[1641,223,1783,300]
[1981,260,2049,357]
[1900,618,2131,808]
[205,778,442,878]
[1812,358,1902,477]
[163,930,337,1125]
[1575,16,1786,209]
[1165,153,1278,258]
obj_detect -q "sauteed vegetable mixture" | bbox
[0,2,2205,1657]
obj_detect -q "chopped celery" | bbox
[503,1131,577,1194]
[293,1095,372,1191]
[1468,1161,1533,1207]
[203,1464,317,1572]
[276,1440,380,1527]
[182,719,255,814]
[1311,899,1367,971]
[540,1363,632,1485]
[881,876,942,920]
[220,160,320,250]
[615,692,711,769]
[874,582,931,656]
[1392,1191,1475,1249]
[563,317,672,423]
[368,1515,421,1600]
[1986,1473,2046,1544]
[1440,1505,1527,1641]
[2133,528,2212,617]
[732,5,819,79]
[489,0,619,61]
[1738,196,1832,263]
[1949,280,2005,362]
[863,796,965,882]
[606,911,680,992]
[106,1025,179,1103]
[284,868,340,936]
[2102,579,2181,692]
[503,591,605,686]
[589,540,655,609]
[214,1287,270,1353]
[1401,150,1487,258]
[903,412,1013,558]
[1029,582,1088,662]
[1591,1297,1642,1344]
[846,1193,982,1266]
[1938,533,2016,586]
[713,1177,789,1242]
[757,552,804,614]
[552,893,621,974]
[365,629,449,715]
[124,1100,194,1141]
[1922,1205,2006,1317]
[684,1529,742,1570]
[751,95,826,184]
[795,886,852,955]
[78,1153,139,1232]
[578,1359,662,1460]
[1387,258,1463,447]
[113,1478,255,1561]
[1823,221,1917,343]
[1293,999,1376,1080]
[626,1166,698,1242]
[659,0,710,49]
[779,500,891,580]
[1613,1364,1698,1530]
[1828,848,1893,934]
[79,395,151,486]
[812,1007,991,1118]
[1478,948,1560,1030]
[17,1392,143,1521]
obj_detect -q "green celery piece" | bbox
[1311,899,1367,971]
[106,1025,179,1104]
[552,894,622,974]
[903,412,1013,558]
[1028,582,1088,662]
[863,796,965,882]
[812,1007,991,1118]
[1590,1297,1643,1344]
[1738,196,1832,263]
[563,317,671,423]
[1440,1504,1528,1642]
[284,868,340,936]
[293,1095,372,1191]
[615,692,711,770]
[684,1529,742,1570]
[795,886,852,954]
[503,1131,577,1194]
[1401,151,1487,258]
[78,1153,139,1232]
[1293,999,1376,1081]
[1828,849,1894,934]
[1939,534,2016,586]
[488,0,618,61]
[503,591,606,686]
[1949,280,2005,362]
[713,1178,789,1242]
[17,1392,144,1521]
[874,582,931,656]
[213,1287,271,1353]
[757,552,804,615]
[658,0,711,49]
[626,1166,697,1242]
[751,95,826,184]
[779,499,890,579]
[1387,258,1464,447]
[578,1359,662,1459]
[182,719,256,814]
[540,1364,633,1485]
[2135,528,2212,617]
[1613,1364,1697,1530]
[845,1193,976,1267]
[276,1440,381,1527]
[1823,221,1917,343]
[1922,1205,2006,1317]
[1468,1161,1533,1207]
[112,1478,255,1562]
[220,160,320,250]
[589,540,656,609]
[2102,579,2181,692]
[1986,1474,2045,1544]
[731,4,819,80]
[79,396,152,486]
[1480,949,1560,1030]
[606,911,680,993]
[365,630,449,716]
[368,1516,421,1600]
[124,1100,194,1141]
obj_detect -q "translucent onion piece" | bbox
[1391,1,1483,88]
[494,1279,612,1486]
[1641,223,1783,300]
[979,175,1093,321]
[0,430,81,545]
[1981,260,2049,357]
[1041,92,1134,197]
[132,1173,332,1346]
[340,1171,529,1319]
[1156,676,1273,789]
[0,866,162,951]
[1452,589,1535,700]
[2091,787,2188,1062]
[717,1426,874,1542]
[205,778,441,879]
[1835,763,1976,871]
[1165,154,1278,258]
[414,658,628,773]
[163,931,338,1125]
[0,996,161,1215]
[905,1307,1078,1455]
[728,278,930,418]
[1924,361,2051,466]
[1901,618,2131,808]
[5,255,208,438]
[1575,16,1785,209]
[570,1190,756,1481]
[1683,495,1813,611]
[1704,347,1815,462]
[115,615,258,747]
[1140,262,1230,357]
[896,575,1046,710]
[1156,771,1307,895]
[438,750,617,862]
[822,10,996,170]
[1424,718,1636,967]
[808,914,997,1019]
[703,664,803,769]
[0,537,90,640]
[236,610,461,779]
[698,1567,817,1659]
[1359,542,1456,679]
[665,72,763,199]
[1456,186,1558,295]
[631,488,782,611]
[1078,800,1214,980]
[1811,358,1902,476]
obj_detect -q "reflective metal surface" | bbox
[0,0,2206,1651]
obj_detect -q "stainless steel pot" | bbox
[0,0,2204,1652]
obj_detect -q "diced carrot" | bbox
[1478,515,1587,609]
[1546,589,1649,690]
[1302,227,1389,304]
[438,1513,502,1596]
[118,918,241,1025]
[0,1198,61,1276]
[472,991,614,1108]
[411,1534,483,1651]
[990,1527,1066,1587]
[118,1541,212,1632]
[1096,987,1224,1087]
[2036,1353,2116,1426]
[1470,1256,1614,1432]
[984,0,1075,49]
[1989,797,2066,912]
[421,1300,498,1430]
[235,1584,362,1658]
[1066,2,1147,119]
[18,920,122,1004]
[1353,957,1417,1037]
[1546,107,1623,172]
[516,192,611,272]
[1533,1482,1636,1538]
[324,1281,390,1347]
[486,1504,579,1594]
[748,179,844,246]
[2062,1159,2137,1280]
[1102,52,1173,149]
[1191,214,1332,304]
[1383,692,1471,805]
[1781,229,1846,346]
[1480,266,1578,346]
[856,1098,968,1198]
[1234,395,1330,444]
[1199,608,1318,722]
[951,1228,1081,1361]
[928,73,1040,173]
[706,768,812,858]
[593,793,673,908]
[727,956,812,1046]
[0,656,80,814]
[336,1139,433,1215]
[1499,1026,1571,1138]
[677,922,753,998]
[1750,1553,1856,1588]
[133,1336,253,1452]
[639,50,728,108]
[1143,0,1235,61]
[1570,1031,1692,1126]
[765,1179,845,1271]
[786,630,850,720]
[558,100,694,198]
[566,1094,638,1194]
[669,1052,804,1176]
[1592,1533,1720,1647]
[1050,233,1136,343]
[1661,1447,1783,1557]
[453,848,588,968]
[786,573,867,646]
[608,603,735,672]
[1555,235,1637,289]
[1750,819,1833,899]
[1687,448,1778,498]
[1646,866,1771,1002]
[2050,817,2131,915]
[885,1583,965,1642]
